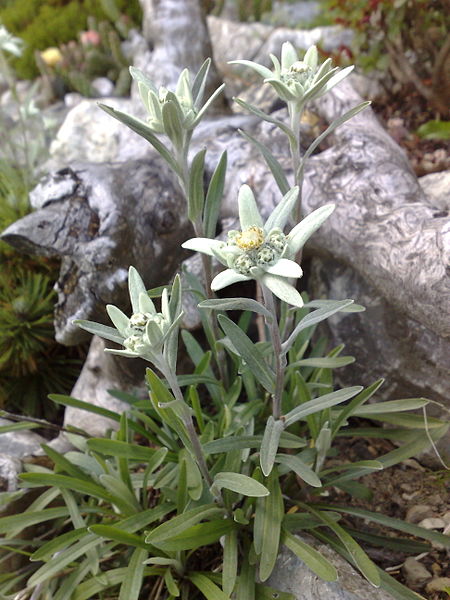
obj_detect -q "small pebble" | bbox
[418,517,446,530]
[406,505,432,524]
[401,557,432,587]
[425,577,450,593]
[442,511,450,525]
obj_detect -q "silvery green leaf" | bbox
[159,288,169,321]
[129,67,158,94]
[182,237,225,257]
[218,314,275,393]
[105,348,139,358]
[99,104,182,177]
[322,65,354,94]
[282,299,354,353]
[145,320,163,348]
[145,504,222,545]
[204,150,227,238]
[168,273,182,319]
[353,398,429,415]
[119,547,148,600]
[260,417,285,476]
[192,58,211,108]
[287,204,335,255]
[264,78,297,102]
[223,529,238,597]
[106,305,129,337]
[188,147,206,222]
[284,386,363,427]
[138,291,156,315]
[261,274,304,308]
[162,311,184,364]
[300,67,340,104]
[269,53,281,76]
[190,83,225,128]
[303,299,365,313]
[304,45,318,69]
[228,59,273,80]
[175,68,192,104]
[301,102,371,167]
[256,469,284,582]
[264,186,299,232]
[275,453,322,487]
[147,89,162,120]
[162,98,184,148]
[315,423,332,472]
[212,472,269,497]
[312,58,334,84]
[238,184,263,229]
[282,531,338,582]
[74,320,124,344]
[234,100,295,141]
[137,82,150,111]
[199,297,272,319]
[265,259,303,278]
[211,269,252,291]
[239,128,291,196]
[281,42,298,69]
[128,266,148,313]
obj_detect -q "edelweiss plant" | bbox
[1,41,448,600]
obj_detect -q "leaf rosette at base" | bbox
[182,184,335,307]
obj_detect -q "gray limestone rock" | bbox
[0,420,46,459]
[0,454,23,492]
[268,538,395,600]
[419,169,450,211]
[48,98,150,168]
[2,159,190,346]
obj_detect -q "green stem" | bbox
[261,285,286,420]
[288,101,304,223]
[161,360,215,490]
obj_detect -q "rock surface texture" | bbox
[268,539,395,600]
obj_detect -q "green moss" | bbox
[0,0,142,79]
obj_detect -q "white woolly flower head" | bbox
[182,184,335,307]
[230,43,354,107]
[75,267,183,369]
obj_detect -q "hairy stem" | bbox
[162,363,214,489]
[261,285,286,420]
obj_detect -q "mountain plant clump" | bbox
[0,42,448,600]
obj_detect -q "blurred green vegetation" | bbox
[0,0,142,79]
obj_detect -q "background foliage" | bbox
[0,0,142,79]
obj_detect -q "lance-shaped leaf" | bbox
[192,58,211,108]
[191,83,226,128]
[287,203,335,255]
[282,299,354,353]
[260,417,285,477]
[223,529,238,597]
[254,469,284,582]
[188,147,206,222]
[212,472,269,497]
[275,453,322,487]
[239,129,291,195]
[73,320,124,345]
[218,314,275,392]
[99,104,182,176]
[199,297,272,319]
[144,504,222,545]
[204,150,227,238]
[284,386,363,427]
[282,530,338,582]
